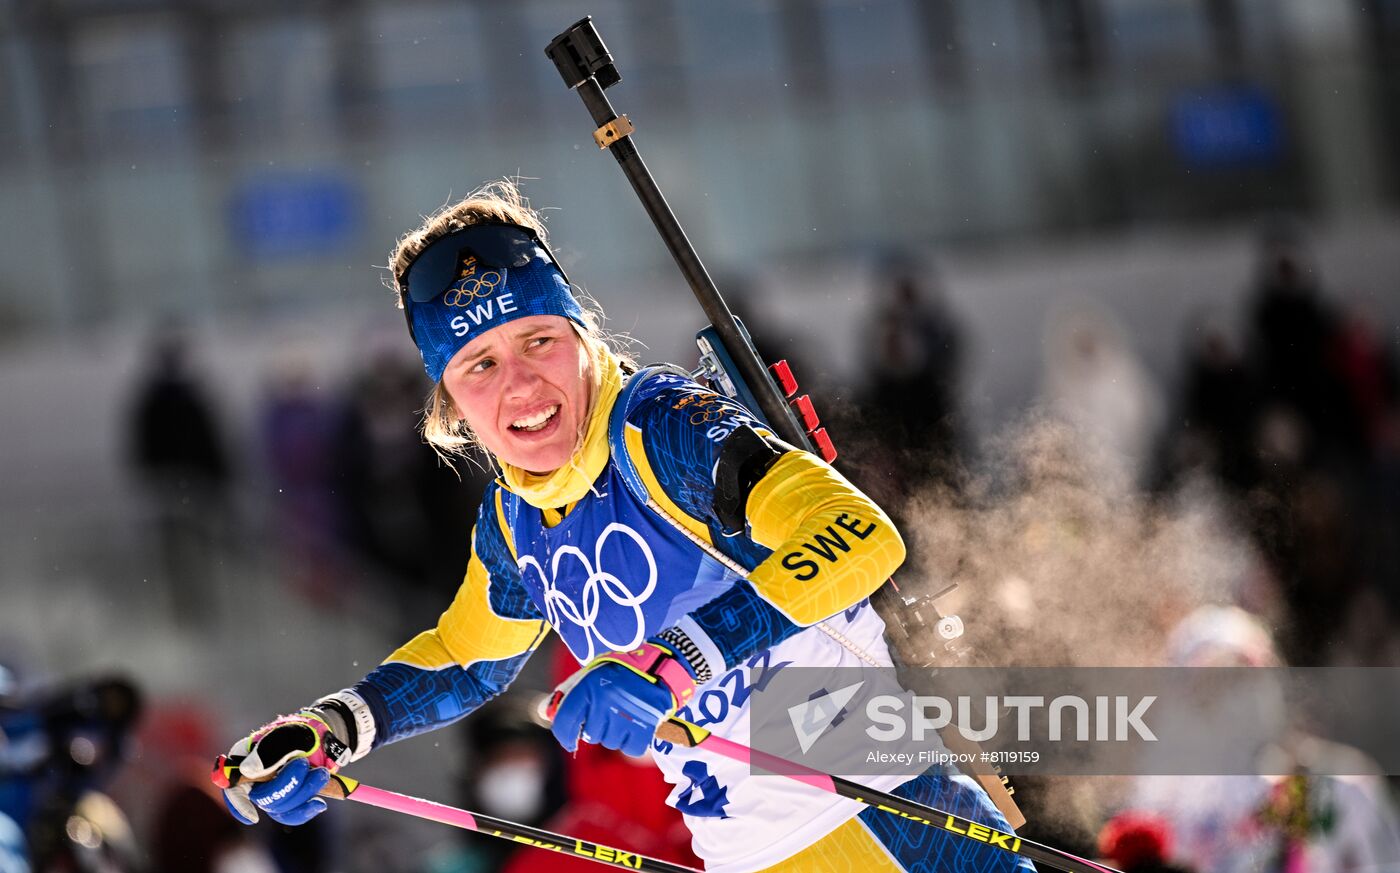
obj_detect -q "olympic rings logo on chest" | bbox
[517,522,659,662]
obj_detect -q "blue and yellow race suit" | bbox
[345,367,1029,873]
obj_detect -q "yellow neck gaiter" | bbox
[500,345,624,510]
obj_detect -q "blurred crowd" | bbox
[4,221,1398,873]
[124,330,492,635]
[1154,225,1400,667]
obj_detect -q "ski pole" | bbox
[649,718,1119,873]
[211,756,699,873]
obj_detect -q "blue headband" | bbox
[407,242,587,382]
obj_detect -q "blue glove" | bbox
[214,710,351,825]
[547,642,698,757]
[223,757,331,826]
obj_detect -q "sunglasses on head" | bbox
[399,222,571,340]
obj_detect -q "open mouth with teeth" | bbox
[510,405,560,433]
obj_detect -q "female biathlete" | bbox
[216,182,1030,873]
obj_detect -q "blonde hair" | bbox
[387,179,636,466]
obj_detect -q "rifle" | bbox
[545,17,1022,829]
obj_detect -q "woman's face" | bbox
[441,315,593,474]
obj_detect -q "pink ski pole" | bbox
[213,755,699,873]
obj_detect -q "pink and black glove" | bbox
[546,639,701,758]
[213,709,353,826]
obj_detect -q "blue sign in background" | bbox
[1171,84,1285,169]
[228,172,360,258]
